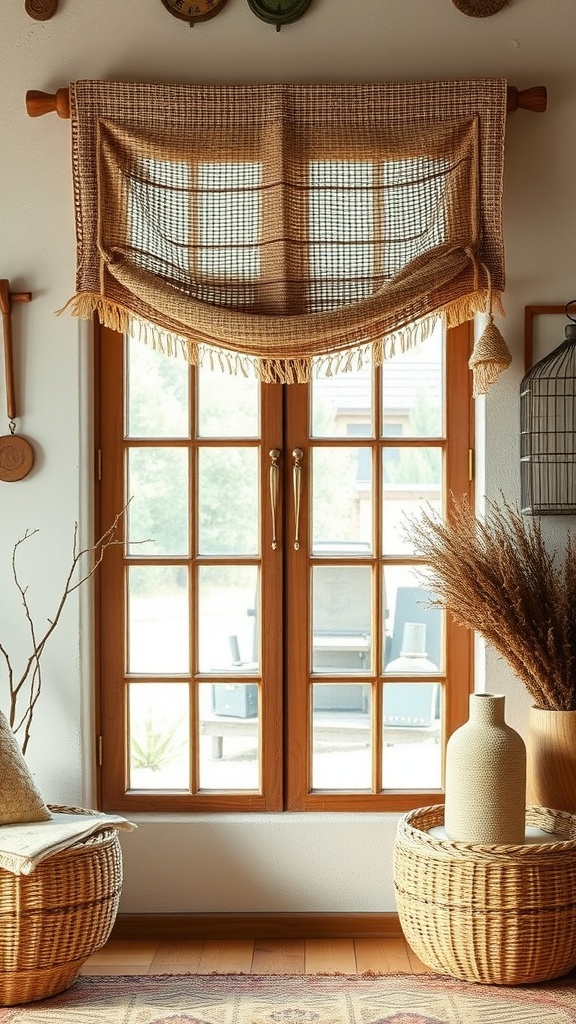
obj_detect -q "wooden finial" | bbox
[26,88,70,119]
[508,86,548,114]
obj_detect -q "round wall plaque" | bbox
[0,435,34,482]
[160,0,229,24]
[247,0,312,29]
[25,0,58,20]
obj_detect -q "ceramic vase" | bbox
[444,692,526,844]
[527,706,576,813]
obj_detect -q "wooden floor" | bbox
[80,937,431,976]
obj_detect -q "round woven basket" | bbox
[0,806,123,1006]
[394,804,576,985]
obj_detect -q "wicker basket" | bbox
[0,805,123,1006]
[394,804,576,985]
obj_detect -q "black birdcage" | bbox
[520,307,576,515]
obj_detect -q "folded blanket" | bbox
[0,811,136,875]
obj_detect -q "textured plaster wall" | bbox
[1,0,575,913]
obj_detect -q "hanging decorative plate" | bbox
[247,0,313,30]
[160,0,230,24]
[25,0,58,19]
[452,0,507,15]
[0,434,34,483]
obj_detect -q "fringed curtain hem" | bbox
[60,288,501,386]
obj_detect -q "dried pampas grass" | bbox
[408,496,576,711]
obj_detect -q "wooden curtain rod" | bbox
[25,84,547,119]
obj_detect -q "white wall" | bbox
[1,0,575,914]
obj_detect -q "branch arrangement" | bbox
[0,508,127,754]
[408,495,576,711]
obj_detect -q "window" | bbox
[95,318,473,813]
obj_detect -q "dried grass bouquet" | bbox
[408,495,576,711]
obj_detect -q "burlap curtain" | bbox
[66,79,510,391]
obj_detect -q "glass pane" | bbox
[198,162,261,288]
[128,683,189,790]
[381,323,443,438]
[199,682,259,790]
[127,448,189,556]
[379,157,447,275]
[382,446,442,555]
[383,565,444,674]
[312,565,371,673]
[311,683,372,789]
[126,330,189,438]
[309,161,374,311]
[198,447,259,555]
[128,566,189,674]
[197,361,259,438]
[311,357,373,439]
[312,447,373,555]
[198,565,259,673]
[382,682,442,789]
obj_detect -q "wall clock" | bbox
[160,0,229,24]
[247,0,312,30]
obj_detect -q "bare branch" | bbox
[1,504,135,752]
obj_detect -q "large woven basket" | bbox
[0,805,123,1006]
[394,804,576,985]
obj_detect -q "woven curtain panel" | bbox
[67,79,508,387]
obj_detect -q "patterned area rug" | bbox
[2,972,576,1023]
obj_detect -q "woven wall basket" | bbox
[0,806,123,1006]
[394,804,576,986]
[452,0,507,14]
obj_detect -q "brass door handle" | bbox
[269,449,281,550]
[292,448,303,551]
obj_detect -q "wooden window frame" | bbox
[94,320,473,814]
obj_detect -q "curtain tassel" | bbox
[468,263,512,397]
[469,314,512,397]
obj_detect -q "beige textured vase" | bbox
[444,693,526,844]
[527,706,576,813]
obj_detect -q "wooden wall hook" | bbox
[0,282,34,482]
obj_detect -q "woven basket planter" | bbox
[394,804,576,985]
[0,806,123,1006]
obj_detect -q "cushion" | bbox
[0,711,51,824]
